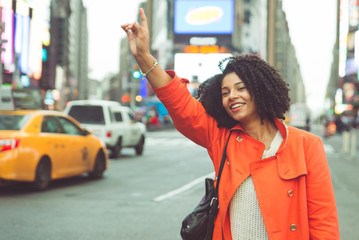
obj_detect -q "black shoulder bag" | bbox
[180,131,232,240]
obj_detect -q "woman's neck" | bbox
[241,119,277,150]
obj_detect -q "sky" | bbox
[84,0,337,114]
[282,0,337,114]
[83,0,144,79]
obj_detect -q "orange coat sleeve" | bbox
[153,71,220,149]
[305,137,340,239]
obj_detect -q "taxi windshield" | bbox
[0,114,31,130]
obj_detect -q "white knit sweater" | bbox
[230,130,283,240]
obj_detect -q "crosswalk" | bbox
[146,137,337,154]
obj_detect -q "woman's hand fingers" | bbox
[121,8,150,58]
[139,8,147,29]
[132,21,141,34]
[121,8,148,37]
[121,24,132,35]
[121,23,130,29]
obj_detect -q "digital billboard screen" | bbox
[174,0,234,35]
[1,7,14,66]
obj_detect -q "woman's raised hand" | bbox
[121,8,150,59]
[121,8,172,88]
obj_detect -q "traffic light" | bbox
[133,71,141,79]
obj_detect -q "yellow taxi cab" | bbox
[0,109,109,190]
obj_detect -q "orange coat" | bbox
[154,71,340,240]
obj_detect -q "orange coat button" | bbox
[288,190,294,197]
[236,136,243,142]
[290,224,297,231]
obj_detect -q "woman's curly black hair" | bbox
[196,54,290,129]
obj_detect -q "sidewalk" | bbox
[318,126,359,161]
[313,124,359,239]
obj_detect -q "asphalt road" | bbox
[0,129,212,240]
[0,126,358,239]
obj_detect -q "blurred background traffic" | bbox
[0,0,355,131]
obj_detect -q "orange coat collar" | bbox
[228,118,307,180]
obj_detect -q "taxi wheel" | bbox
[135,136,145,155]
[89,152,105,179]
[33,158,51,191]
[111,138,122,158]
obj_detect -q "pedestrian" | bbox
[121,8,340,240]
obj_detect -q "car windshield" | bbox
[0,114,31,130]
[67,105,105,125]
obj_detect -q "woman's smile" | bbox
[229,102,245,112]
[222,72,258,123]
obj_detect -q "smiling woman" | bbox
[221,72,257,128]
[122,8,340,239]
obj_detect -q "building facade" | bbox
[0,0,89,110]
[117,0,305,112]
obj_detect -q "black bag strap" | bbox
[215,130,232,194]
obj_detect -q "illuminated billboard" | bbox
[14,13,31,74]
[1,2,14,67]
[174,0,234,34]
[174,0,234,45]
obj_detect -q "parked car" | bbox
[0,109,108,190]
[64,100,146,158]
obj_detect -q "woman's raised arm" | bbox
[121,8,172,88]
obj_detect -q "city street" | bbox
[0,126,358,239]
[318,125,359,240]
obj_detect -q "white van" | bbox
[288,103,311,131]
[64,100,146,158]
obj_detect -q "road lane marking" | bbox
[153,172,215,202]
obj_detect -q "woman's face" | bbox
[221,72,259,123]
